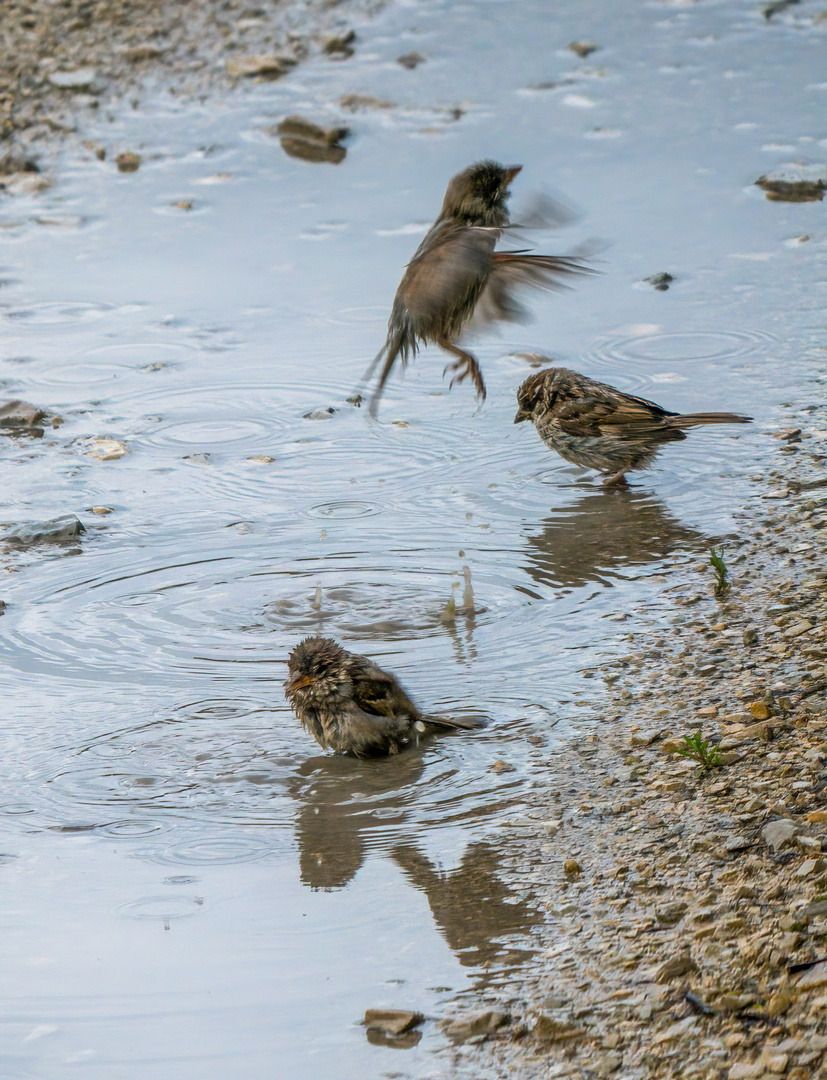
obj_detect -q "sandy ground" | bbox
[3,4,827,1078]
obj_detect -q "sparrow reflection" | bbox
[523,487,707,592]
[290,755,539,973]
[392,840,541,970]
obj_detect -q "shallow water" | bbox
[0,0,825,1075]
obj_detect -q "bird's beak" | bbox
[513,408,530,424]
[503,165,523,184]
[286,673,314,692]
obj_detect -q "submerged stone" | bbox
[4,515,85,548]
[363,1009,423,1036]
[0,400,46,431]
[756,164,826,202]
[274,116,349,164]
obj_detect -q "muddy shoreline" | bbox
[3,3,827,1079]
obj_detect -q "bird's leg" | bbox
[603,469,631,489]
[437,339,487,401]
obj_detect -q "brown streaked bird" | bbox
[514,362,751,487]
[365,160,594,414]
[285,636,480,757]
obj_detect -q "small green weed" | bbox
[709,547,729,598]
[674,731,723,771]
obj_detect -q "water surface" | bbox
[0,0,824,1075]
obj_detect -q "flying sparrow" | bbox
[285,636,480,756]
[365,160,593,414]
[514,362,751,486]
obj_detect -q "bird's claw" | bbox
[443,359,487,401]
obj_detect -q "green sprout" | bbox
[674,731,724,772]
[709,547,729,598]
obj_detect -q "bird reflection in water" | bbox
[392,841,541,972]
[291,753,540,976]
[522,487,708,593]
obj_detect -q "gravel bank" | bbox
[451,418,827,1078]
[0,0,375,165]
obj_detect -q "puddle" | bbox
[0,0,824,1076]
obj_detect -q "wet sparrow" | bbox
[285,636,479,757]
[514,362,751,486]
[365,160,593,414]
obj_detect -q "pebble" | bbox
[0,399,46,429]
[323,30,356,57]
[532,1014,586,1043]
[274,116,348,164]
[397,51,425,69]
[85,437,127,460]
[655,952,698,982]
[115,152,141,173]
[796,961,827,989]
[442,1010,509,1043]
[568,41,598,57]
[226,54,295,79]
[48,67,98,90]
[4,515,85,548]
[795,857,825,877]
[363,1009,423,1036]
[762,819,799,851]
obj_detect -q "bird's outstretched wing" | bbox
[470,251,596,328]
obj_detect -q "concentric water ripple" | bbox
[0,300,122,325]
[588,328,775,367]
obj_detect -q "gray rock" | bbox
[4,515,85,548]
[656,952,698,982]
[442,1010,509,1043]
[762,819,799,851]
[397,51,425,69]
[274,116,348,164]
[363,1009,423,1036]
[48,68,99,91]
[0,400,46,429]
[795,960,827,989]
[644,272,673,291]
[756,163,826,202]
[303,407,337,420]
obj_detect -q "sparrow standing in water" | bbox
[365,161,593,414]
[285,636,480,757]
[514,362,751,487]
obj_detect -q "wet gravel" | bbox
[0,0,376,161]
[454,419,827,1077]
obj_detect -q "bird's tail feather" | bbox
[420,713,486,732]
[365,327,416,416]
[667,412,752,429]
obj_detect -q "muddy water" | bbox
[0,0,824,1076]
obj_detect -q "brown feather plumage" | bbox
[365,161,594,414]
[285,636,480,757]
[515,362,751,486]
